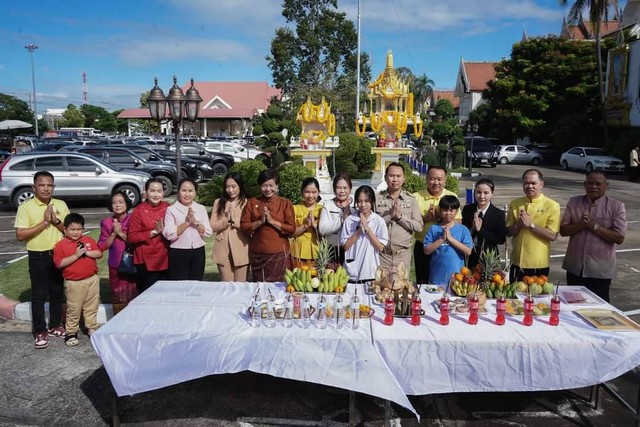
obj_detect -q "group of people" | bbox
[16,162,627,349]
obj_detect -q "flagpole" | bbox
[355,0,362,118]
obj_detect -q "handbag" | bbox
[118,244,137,275]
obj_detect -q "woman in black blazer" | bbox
[462,178,507,268]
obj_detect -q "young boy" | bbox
[423,195,473,285]
[53,213,103,347]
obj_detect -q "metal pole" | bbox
[174,120,181,185]
[355,0,362,118]
[469,128,475,174]
[25,44,39,137]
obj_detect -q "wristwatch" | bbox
[529,223,536,230]
[593,223,600,231]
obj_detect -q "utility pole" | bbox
[25,44,39,136]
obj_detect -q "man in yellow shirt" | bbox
[413,167,461,284]
[15,171,70,349]
[506,169,560,283]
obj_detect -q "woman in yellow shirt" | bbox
[290,177,322,270]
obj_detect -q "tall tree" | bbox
[80,104,117,131]
[267,0,371,130]
[558,0,619,144]
[62,104,85,127]
[0,93,32,122]
[392,68,434,112]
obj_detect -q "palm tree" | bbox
[412,74,435,112]
[558,0,619,145]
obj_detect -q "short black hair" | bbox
[332,172,352,192]
[427,166,448,176]
[301,177,321,202]
[178,177,198,193]
[522,169,543,181]
[33,171,54,184]
[354,185,376,210]
[107,190,133,212]
[145,177,165,191]
[474,178,495,192]
[385,162,404,176]
[258,169,279,185]
[439,195,460,211]
[64,213,85,228]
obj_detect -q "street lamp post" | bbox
[147,76,202,184]
[25,44,39,137]
[468,123,479,174]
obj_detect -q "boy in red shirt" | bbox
[53,213,102,347]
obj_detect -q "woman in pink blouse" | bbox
[98,191,138,315]
[163,178,213,280]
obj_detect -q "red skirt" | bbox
[108,266,138,304]
[251,252,291,282]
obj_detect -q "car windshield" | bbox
[584,148,605,156]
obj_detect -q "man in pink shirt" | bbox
[560,171,626,302]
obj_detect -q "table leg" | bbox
[384,399,391,427]
[349,391,356,426]
[111,393,121,427]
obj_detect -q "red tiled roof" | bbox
[464,62,497,92]
[433,90,459,109]
[117,82,281,120]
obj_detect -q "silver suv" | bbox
[0,152,150,207]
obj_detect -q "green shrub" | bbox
[399,162,426,193]
[197,159,266,205]
[353,139,375,178]
[277,163,314,205]
[445,174,459,196]
[421,151,440,167]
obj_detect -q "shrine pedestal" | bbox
[290,148,332,181]
[371,147,413,181]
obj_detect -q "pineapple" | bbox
[315,238,334,278]
[478,248,501,293]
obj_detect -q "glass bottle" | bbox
[549,295,560,326]
[300,293,311,329]
[523,296,534,326]
[349,288,361,330]
[333,293,345,329]
[316,293,327,329]
[495,295,506,326]
[264,291,276,328]
[468,293,479,325]
[439,294,450,326]
[283,293,294,328]
[410,292,422,326]
[250,295,261,328]
[383,294,395,326]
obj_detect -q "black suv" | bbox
[464,137,498,168]
[163,143,234,177]
[76,146,178,197]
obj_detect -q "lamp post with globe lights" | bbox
[147,76,202,183]
[25,44,39,136]
[467,122,479,174]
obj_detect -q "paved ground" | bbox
[1,164,640,426]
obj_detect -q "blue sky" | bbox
[0,0,623,113]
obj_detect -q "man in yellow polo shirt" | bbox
[413,166,461,284]
[506,169,560,283]
[15,171,70,349]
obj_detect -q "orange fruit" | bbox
[455,273,464,282]
[460,266,471,276]
[286,285,295,293]
[535,277,546,285]
[539,275,548,282]
[492,273,502,283]
[300,265,310,272]
[310,267,318,277]
[523,276,534,286]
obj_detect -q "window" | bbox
[9,159,34,171]
[34,157,64,171]
[505,146,515,153]
[67,157,99,172]
[568,148,582,155]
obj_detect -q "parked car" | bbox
[203,140,266,162]
[166,143,234,177]
[75,146,178,197]
[497,145,543,165]
[0,152,149,207]
[560,147,626,173]
[149,148,215,183]
[32,141,73,151]
[464,137,498,168]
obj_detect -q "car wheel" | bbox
[12,187,35,206]
[155,175,173,197]
[561,160,569,171]
[116,184,141,206]
[195,170,205,183]
[180,171,187,180]
[499,157,509,165]
[490,162,497,168]
[531,157,541,166]
[586,162,593,173]
[212,162,228,177]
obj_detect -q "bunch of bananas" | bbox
[284,268,313,293]
[317,266,349,293]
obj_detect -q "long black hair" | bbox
[216,172,248,217]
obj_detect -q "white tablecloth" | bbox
[372,287,640,395]
[91,281,417,416]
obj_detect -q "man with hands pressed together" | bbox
[413,166,460,284]
[506,169,560,283]
[376,163,423,279]
[15,171,70,349]
[560,171,626,302]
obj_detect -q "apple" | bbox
[515,281,527,292]
[529,283,543,296]
[542,282,555,295]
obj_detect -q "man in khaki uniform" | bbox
[376,162,423,280]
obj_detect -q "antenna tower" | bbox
[82,72,88,105]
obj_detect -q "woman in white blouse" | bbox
[163,178,213,280]
[318,172,356,264]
